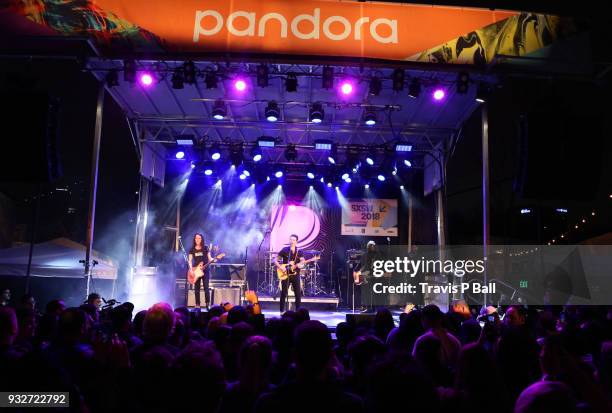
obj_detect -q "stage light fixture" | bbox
[286,72,298,92]
[175,135,195,146]
[403,159,412,167]
[309,103,324,123]
[204,168,213,176]
[275,170,284,178]
[210,144,221,161]
[205,71,218,89]
[408,78,421,98]
[392,68,405,91]
[251,146,262,162]
[339,79,354,96]
[377,173,386,182]
[229,144,244,166]
[123,59,136,83]
[239,174,247,180]
[341,172,350,180]
[183,61,197,84]
[314,139,333,150]
[365,156,375,166]
[171,70,184,89]
[307,172,315,179]
[175,151,185,159]
[257,136,276,148]
[242,170,250,177]
[265,101,280,122]
[400,185,404,189]
[457,72,469,94]
[365,184,370,189]
[327,182,333,188]
[322,66,334,89]
[475,83,488,103]
[432,87,446,101]
[345,177,352,183]
[364,108,377,126]
[139,72,154,87]
[256,64,269,87]
[328,146,337,164]
[106,70,119,87]
[284,144,298,162]
[212,99,227,120]
[369,77,382,96]
[233,76,247,92]
[395,143,412,152]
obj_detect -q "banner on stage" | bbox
[342,199,397,236]
[2,1,575,64]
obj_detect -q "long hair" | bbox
[192,233,204,250]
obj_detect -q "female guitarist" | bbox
[188,233,213,309]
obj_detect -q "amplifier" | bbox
[211,286,242,306]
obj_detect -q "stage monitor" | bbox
[342,199,398,236]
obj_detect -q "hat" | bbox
[366,240,376,247]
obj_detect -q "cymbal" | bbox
[302,249,321,254]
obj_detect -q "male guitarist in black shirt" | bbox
[275,234,305,313]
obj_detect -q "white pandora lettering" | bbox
[194,8,398,44]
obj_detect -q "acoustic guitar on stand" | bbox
[277,255,320,281]
[187,253,225,285]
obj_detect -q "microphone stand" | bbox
[256,230,270,295]
[178,237,189,306]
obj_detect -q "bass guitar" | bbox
[277,255,320,281]
[187,253,225,285]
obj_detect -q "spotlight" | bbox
[256,64,269,87]
[392,68,405,91]
[364,108,377,126]
[327,182,332,187]
[242,170,250,177]
[400,185,404,189]
[284,72,298,93]
[212,99,227,120]
[456,72,469,94]
[365,156,375,166]
[369,77,382,96]
[377,174,386,182]
[275,170,283,178]
[475,83,488,103]
[239,174,247,180]
[307,172,315,179]
[204,168,213,176]
[175,151,185,159]
[309,103,324,123]
[123,59,136,83]
[339,79,354,96]
[403,159,412,167]
[284,144,298,162]
[345,177,352,183]
[322,66,334,89]
[328,146,337,164]
[234,77,247,92]
[251,146,262,162]
[341,172,350,180]
[229,144,244,166]
[265,101,280,122]
[106,70,119,87]
[210,144,221,161]
[320,177,325,183]
[314,139,333,150]
[139,72,154,87]
[183,61,197,84]
[205,71,218,89]
[408,78,421,98]
[395,143,412,152]
[432,87,446,101]
[171,70,184,89]
[365,184,370,189]
[257,136,276,148]
[191,163,196,169]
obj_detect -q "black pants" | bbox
[280,274,301,312]
[354,282,372,309]
[194,272,210,306]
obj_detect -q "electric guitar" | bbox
[277,255,320,281]
[187,253,225,285]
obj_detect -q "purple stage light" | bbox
[139,73,154,87]
[234,78,247,91]
[327,182,332,188]
[340,81,354,96]
[432,88,446,101]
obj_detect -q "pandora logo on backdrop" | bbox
[193,8,398,44]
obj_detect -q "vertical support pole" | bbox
[133,177,151,269]
[85,84,104,297]
[407,193,413,251]
[482,103,490,307]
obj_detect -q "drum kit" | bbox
[257,249,327,296]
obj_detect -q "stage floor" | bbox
[260,308,402,330]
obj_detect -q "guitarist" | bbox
[188,233,213,309]
[275,234,305,313]
[353,240,382,312]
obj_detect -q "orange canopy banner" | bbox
[2,0,573,64]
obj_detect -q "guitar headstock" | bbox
[215,253,226,260]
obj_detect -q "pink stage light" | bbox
[340,81,354,96]
[432,88,446,101]
[139,73,154,87]
[234,79,247,91]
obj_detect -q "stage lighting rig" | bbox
[408,78,421,98]
[364,108,377,126]
[256,64,269,87]
[205,71,218,89]
[212,99,227,120]
[123,59,136,83]
[265,101,280,122]
[106,70,119,87]
[392,68,405,91]
[369,77,382,95]
[171,69,184,89]
[286,72,298,92]
[322,66,334,89]
[284,144,298,162]
[183,61,197,84]
[251,146,263,162]
[309,103,325,123]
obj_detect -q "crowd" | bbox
[1,287,611,413]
